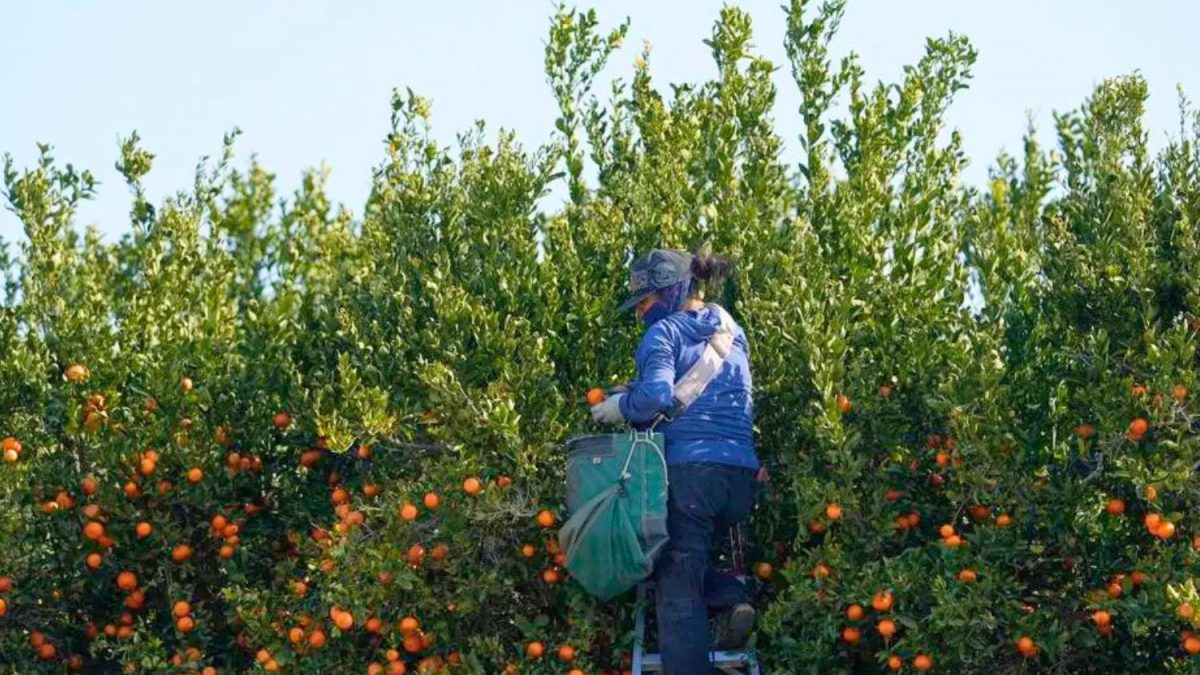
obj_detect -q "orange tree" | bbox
[3,1,1200,672]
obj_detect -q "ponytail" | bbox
[690,252,732,285]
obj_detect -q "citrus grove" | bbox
[3,1,1200,672]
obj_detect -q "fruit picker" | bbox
[588,248,761,674]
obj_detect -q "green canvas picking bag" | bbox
[557,431,669,600]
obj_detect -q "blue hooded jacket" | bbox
[618,305,758,470]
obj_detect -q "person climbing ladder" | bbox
[589,248,762,673]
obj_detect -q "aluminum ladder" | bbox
[630,524,762,674]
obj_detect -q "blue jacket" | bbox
[619,305,758,470]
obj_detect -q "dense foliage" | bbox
[4,1,1200,672]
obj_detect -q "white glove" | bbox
[590,393,626,425]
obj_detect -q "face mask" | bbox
[640,279,694,326]
[641,299,674,326]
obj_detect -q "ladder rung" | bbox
[636,650,757,669]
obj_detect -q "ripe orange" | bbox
[1131,570,1148,586]
[363,483,381,498]
[521,543,536,558]
[1129,417,1149,436]
[1132,384,1149,397]
[825,503,842,521]
[1145,513,1163,531]
[0,598,7,617]
[187,468,203,483]
[872,590,894,612]
[885,489,901,502]
[65,364,89,383]
[1158,521,1177,539]
[957,568,977,583]
[86,552,103,570]
[2,437,21,454]
[944,534,963,549]
[272,411,291,429]
[939,524,955,539]
[1179,603,1195,619]
[586,388,606,406]
[83,521,104,540]
[176,616,195,633]
[219,544,235,559]
[841,626,861,643]
[536,510,556,528]
[1174,384,1189,400]
[116,571,137,591]
[431,544,449,561]
[173,600,191,618]
[171,544,193,563]
[1106,499,1125,515]
[366,617,383,633]
[136,522,152,538]
[845,604,864,621]
[558,644,576,662]
[406,544,425,566]
[495,475,513,488]
[525,641,545,659]
[542,568,562,585]
[1076,423,1097,438]
[308,629,328,649]
[403,634,424,654]
[1186,636,1200,654]
[400,503,419,521]
[180,376,194,393]
[1017,636,1035,655]
[334,610,354,631]
[887,655,903,671]
[462,477,482,495]
[754,562,773,580]
[399,616,420,635]
[836,395,852,414]
[877,618,897,639]
[913,654,932,671]
[423,492,440,509]
[1092,610,1111,627]
[996,513,1012,528]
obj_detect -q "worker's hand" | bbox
[755,466,770,483]
[590,393,626,425]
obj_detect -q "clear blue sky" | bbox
[2,1,1198,243]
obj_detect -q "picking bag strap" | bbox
[668,304,736,418]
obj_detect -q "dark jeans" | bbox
[654,462,755,674]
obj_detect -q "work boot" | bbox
[712,602,755,650]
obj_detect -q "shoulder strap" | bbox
[667,304,736,418]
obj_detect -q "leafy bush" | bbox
[3,1,1200,673]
